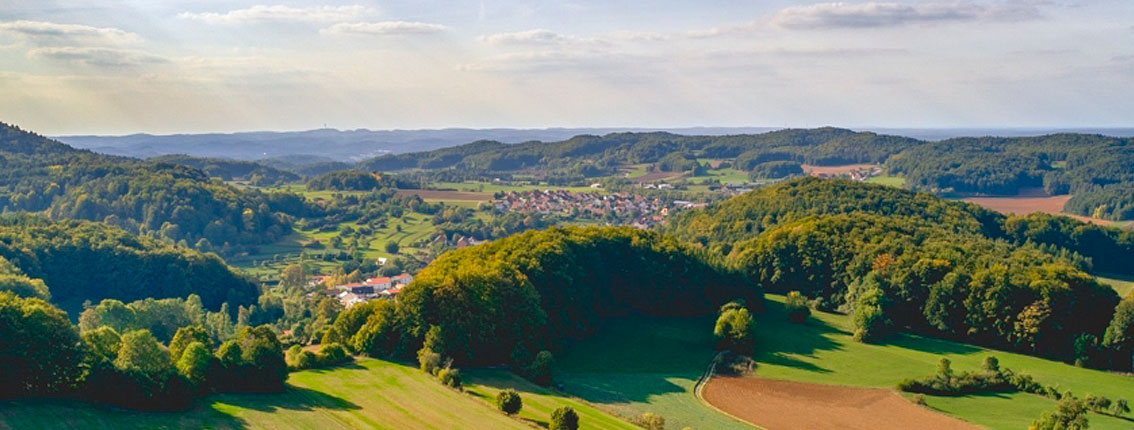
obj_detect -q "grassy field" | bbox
[464,369,640,430]
[753,294,1134,430]
[557,317,751,430]
[866,175,907,187]
[1098,274,1134,298]
[0,359,534,430]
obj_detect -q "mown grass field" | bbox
[0,360,560,430]
[1098,274,1134,298]
[557,317,751,430]
[753,294,1134,430]
[865,175,907,187]
[464,369,640,430]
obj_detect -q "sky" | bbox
[0,0,1132,135]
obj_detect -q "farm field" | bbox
[0,359,532,430]
[1099,274,1134,298]
[463,369,640,430]
[556,317,751,430]
[801,164,877,175]
[746,295,1134,430]
[865,175,906,187]
[960,193,1118,226]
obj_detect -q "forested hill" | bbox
[0,123,292,253]
[662,178,1134,367]
[665,178,1134,276]
[149,154,301,186]
[0,215,257,313]
[357,128,921,174]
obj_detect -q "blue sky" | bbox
[1,1,1131,134]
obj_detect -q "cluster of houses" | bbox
[427,233,485,250]
[492,190,669,221]
[312,273,414,308]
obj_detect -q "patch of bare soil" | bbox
[801,164,877,175]
[702,376,978,430]
[962,194,1112,226]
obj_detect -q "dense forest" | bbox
[150,154,301,187]
[0,215,257,312]
[668,178,1134,367]
[0,123,294,253]
[306,170,416,192]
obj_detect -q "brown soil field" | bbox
[702,376,978,430]
[395,189,493,201]
[802,164,877,176]
[631,171,684,182]
[961,194,1112,226]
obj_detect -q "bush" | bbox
[437,367,461,389]
[632,412,666,430]
[524,350,554,386]
[714,302,756,354]
[1031,397,1089,430]
[550,406,579,430]
[784,291,810,323]
[496,389,523,415]
[318,343,350,366]
[418,349,442,375]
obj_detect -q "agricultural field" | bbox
[463,369,639,430]
[743,295,1134,430]
[0,359,532,430]
[556,317,750,430]
[1099,274,1134,298]
[865,175,907,187]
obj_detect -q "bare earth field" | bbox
[802,164,876,176]
[961,194,1112,225]
[702,376,978,430]
[395,189,492,201]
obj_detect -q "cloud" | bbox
[179,5,374,24]
[479,29,605,47]
[769,1,1043,29]
[29,46,167,67]
[0,20,139,45]
[322,21,448,36]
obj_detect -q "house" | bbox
[350,285,376,295]
[338,291,367,308]
[393,273,413,285]
[308,275,330,287]
[377,257,388,266]
[364,277,392,289]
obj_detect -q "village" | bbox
[491,189,703,228]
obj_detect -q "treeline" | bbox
[668,178,1134,368]
[0,123,294,252]
[306,170,417,191]
[0,215,257,312]
[885,134,1134,220]
[355,128,920,177]
[318,227,752,371]
[1,291,287,410]
[150,154,301,187]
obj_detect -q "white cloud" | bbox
[479,29,606,47]
[322,21,448,36]
[29,46,167,67]
[770,2,1043,29]
[0,20,139,45]
[179,5,375,24]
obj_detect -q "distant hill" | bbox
[0,122,293,254]
[150,154,301,186]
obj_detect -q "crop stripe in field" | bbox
[693,353,763,430]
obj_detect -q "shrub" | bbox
[784,291,810,323]
[318,343,350,366]
[632,412,666,430]
[496,389,523,415]
[1031,397,1089,430]
[418,349,442,375]
[524,350,554,386]
[550,406,579,430]
[437,367,461,389]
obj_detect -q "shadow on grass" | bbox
[0,397,249,430]
[751,298,844,373]
[212,385,361,414]
[882,333,982,356]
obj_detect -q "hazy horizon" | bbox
[3,1,1133,135]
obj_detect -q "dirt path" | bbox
[702,376,978,430]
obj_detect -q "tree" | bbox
[785,291,811,323]
[169,325,212,363]
[418,325,445,374]
[525,350,554,386]
[280,263,307,289]
[114,329,172,376]
[1112,398,1129,417]
[853,286,893,343]
[236,325,287,392]
[0,292,84,398]
[81,326,122,362]
[1103,298,1134,371]
[175,341,213,390]
[385,241,400,254]
[1030,396,1089,430]
[496,389,523,415]
[550,406,580,430]
[714,306,756,353]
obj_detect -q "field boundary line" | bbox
[694,352,764,430]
